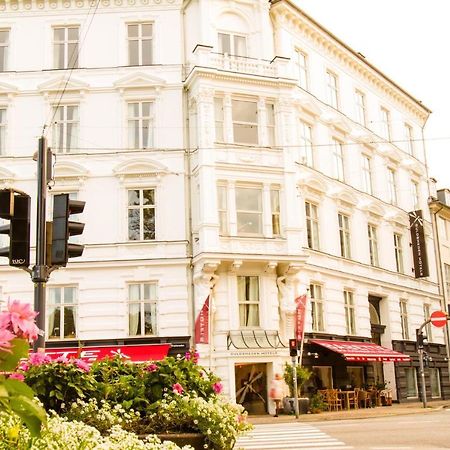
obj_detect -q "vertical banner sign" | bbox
[295,294,308,342]
[194,295,209,344]
[409,210,429,278]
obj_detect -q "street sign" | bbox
[430,310,448,328]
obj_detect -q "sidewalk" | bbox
[248,400,450,424]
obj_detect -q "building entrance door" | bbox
[235,363,267,414]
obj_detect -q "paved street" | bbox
[236,409,450,450]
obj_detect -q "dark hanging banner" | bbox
[409,210,429,278]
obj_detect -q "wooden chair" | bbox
[327,389,343,411]
[347,390,358,409]
[357,389,372,408]
[318,389,331,411]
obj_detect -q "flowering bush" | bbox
[0,300,46,436]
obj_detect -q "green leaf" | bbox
[0,339,29,371]
[4,378,35,399]
[9,395,47,437]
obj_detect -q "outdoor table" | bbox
[338,390,354,410]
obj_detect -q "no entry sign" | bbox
[430,310,448,328]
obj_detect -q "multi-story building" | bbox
[0,0,447,411]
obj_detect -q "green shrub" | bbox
[283,363,312,397]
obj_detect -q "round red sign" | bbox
[430,310,448,328]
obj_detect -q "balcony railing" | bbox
[227,329,286,350]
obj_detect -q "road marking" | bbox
[370,448,412,450]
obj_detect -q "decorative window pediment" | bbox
[321,111,351,134]
[359,200,385,221]
[51,161,89,190]
[401,157,425,177]
[296,94,321,117]
[38,76,89,99]
[0,81,18,101]
[378,143,402,163]
[330,187,358,208]
[349,127,375,146]
[0,166,15,187]
[113,158,169,182]
[113,72,166,96]
[297,172,327,198]
[385,211,409,229]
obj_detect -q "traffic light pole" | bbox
[32,136,49,351]
[416,319,431,409]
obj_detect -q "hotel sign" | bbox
[409,210,429,278]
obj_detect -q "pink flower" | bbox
[56,356,69,364]
[0,328,15,353]
[212,382,223,394]
[18,360,30,372]
[29,352,51,366]
[185,351,191,360]
[0,311,11,329]
[172,383,184,395]
[193,351,200,364]
[74,359,90,372]
[146,363,158,372]
[5,300,39,341]
[8,372,25,382]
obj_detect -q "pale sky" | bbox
[294,0,449,190]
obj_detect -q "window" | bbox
[270,189,281,236]
[430,368,441,398]
[217,184,228,235]
[0,108,5,154]
[267,103,275,146]
[310,283,324,332]
[214,97,224,142]
[128,283,157,336]
[445,264,450,300]
[423,303,432,343]
[347,367,365,388]
[387,168,397,205]
[299,121,313,167]
[361,155,372,194]
[313,366,333,389]
[338,213,351,258]
[232,99,258,145]
[53,26,79,69]
[394,233,404,273]
[128,101,153,149]
[405,367,418,398]
[404,123,414,156]
[326,70,339,108]
[237,276,259,328]
[47,286,77,339]
[399,300,409,340]
[128,188,155,241]
[305,201,320,250]
[0,29,9,71]
[411,181,419,210]
[380,107,391,141]
[52,105,79,153]
[344,290,356,335]
[128,23,153,66]
[368,224,379,266]
[332,139,345,181]
[218,32,247,56]
[295,50,308,90]
[355,90,366,126]
[235,186,262,235]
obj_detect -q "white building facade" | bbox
[0,0,447,410]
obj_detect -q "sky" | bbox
[294,0,449,190]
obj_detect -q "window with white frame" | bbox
[368,224,379,266]
[299,121,313,167]
[405,367,418,398]
[235,186,262,235]
[127,188,155,241]
[128,282,157,336]
[387,167,397,205]
[344,290,356,335]
[326,70,339,108]
[394,233,404,273]
[310,283,324,332]
[237,275,259,328]
[430,368,441,398]
[295,49,308,90]
[404,123,414,156]
[411,180,419,210]
[338,213,351,258]
[445,264,450,300]
[271,189,281,236]
[218,32,247,56]
[332,139,345,181]
[52,105,79,153]
[128,101,154,149]
[232,99,258,145]
[0,108,6,154]
[217,184,228,235]
[305,201,320,250]
[47,286,77,339]
[423,303,432,343]
[214,97,224,142]
[400,300,409,340]
[0,29,9,72]
[53,26,79,69]
[355,90,367,126]
[128,23,153,66]
[361,155,373,194]
[380,107,391,141]
[267,103,275,146]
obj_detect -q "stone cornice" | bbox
[270,1,430,124]
[0,0,181,13]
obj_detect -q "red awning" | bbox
[44,343,171,363]
[309,339,410,362]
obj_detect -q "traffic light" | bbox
[289,339,298,357]
[0,189,31,267]
[51,193,85,267]
[416,330,427,349]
